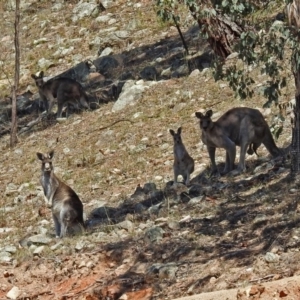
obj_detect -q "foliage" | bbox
[155,0,300,109]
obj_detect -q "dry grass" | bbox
[0,1,299,298]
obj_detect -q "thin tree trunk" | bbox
[291,70,300,173]
[10,0,20,147]
[187,5,243,59]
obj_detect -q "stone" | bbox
[72,2,99,22]
[167,221,180,230]
[38,58,53,69]
[188,195,204,206]
[33,246,45,255]
[0,252,12,264]
[265,252,279,263]
[189,69,201,77]
[75,240,86,251]
[144,227,164,243]
[118,220,134,232]
[112,80,150,112]
[6,286,21,300]
[158,264,178,280]
[95,15,111,23]
[28,234,52,245]
[100,47,113,57]
[4,245,17,254]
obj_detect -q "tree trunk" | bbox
[10,0,20,148]
[187,6,243,59]
[291,70,300,173]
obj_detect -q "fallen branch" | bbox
[249,274,279,283]
[18,115,42,135]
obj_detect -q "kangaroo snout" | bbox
[44,162,51,171]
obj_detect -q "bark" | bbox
[288,1,300,173]
[291,70,300,173]
[10,0,20,147]
[187,5,243,59]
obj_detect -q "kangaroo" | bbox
[195,107,283,175]
[37,150,85,238]
[31,71,89,118]
[170,127,195,185]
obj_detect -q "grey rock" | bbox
[38,58,53,69]
[52,3,63,11]
[143,182,157,193]
[117,220,134,232]
[102,0,114,8]
[100,47,113,57]
[0,228,15,233]
[173,102,186,112]
[146,263,178,280]
[226,52,239,60]
[72,2,99,22]
[265,252,279,263]
[4,245,17,254]
[51,242,63,251]
[95,15,111,23]
[172,64,189,77]
[189,69,201,77]
[28,234,52,245]
[161,67,172,77]
[140,66,158,80]
[148,203,162,216]
[0,206,15,212]
[253,214,267,224]
[134,203,147,214]
[112,80,150,112]
[6,286,21,300]
[168,221,180,230]
[75,240,86,251]
[33,246,45,255]
[144,226,164,243]
[188,195,204,206]
[0,251,12,264]
[159,263,178,280]
[5,183,18,195]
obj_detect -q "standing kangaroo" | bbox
[170,127,195,185]
[31,71,89,118]
[195,107,283,175]
[37,150,85,238]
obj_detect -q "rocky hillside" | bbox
[1,1,300,299]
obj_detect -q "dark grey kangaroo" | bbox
[37,150,85,238]
[31,71,89,118]
[170,127,195,185]
[195,107,283,175]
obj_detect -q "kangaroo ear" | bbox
[31,74,37,80]
[206,110,213,117]
[39,71,44,78]
[169,129,175,136]
[177,127,182,134]
[195,112,203,119]
[36,152,44,161]
[48,150,54,159]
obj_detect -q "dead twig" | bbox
[249,274,279,283]
[18,115,42,135]
[84,118,133,135]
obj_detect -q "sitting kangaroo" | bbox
[31,71,89,118]
[170,127,195,185]
[195,107,283,175]
[37,150,85,238]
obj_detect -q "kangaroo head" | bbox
[195,110,213,131]
[37,150,54,172]
[31,71,45,88]
[169,127,182,144]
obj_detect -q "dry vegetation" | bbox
[1,0,300,299]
